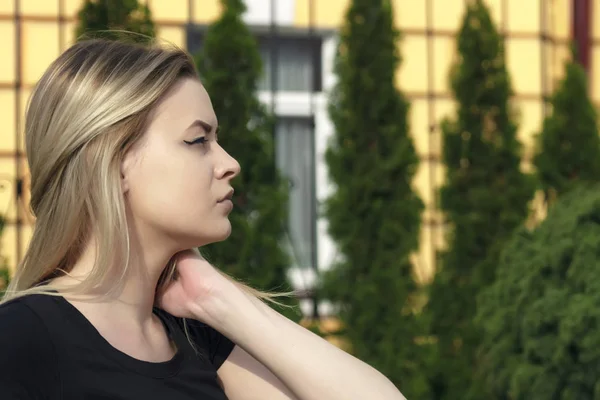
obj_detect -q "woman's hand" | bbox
[156,249,249,329]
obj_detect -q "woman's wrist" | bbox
[189,283,275,342]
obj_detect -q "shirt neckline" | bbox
[50,294,186,379]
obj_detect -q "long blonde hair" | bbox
[1,39,292,307]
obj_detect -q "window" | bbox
[186,27,322,92]
[275,117,315,269]
[258,37,322,92]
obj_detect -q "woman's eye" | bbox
[184,137,207,146]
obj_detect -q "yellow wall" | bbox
[0,0,581,283]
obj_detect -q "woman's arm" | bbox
[212,293,406,400]
[159,251,406,400]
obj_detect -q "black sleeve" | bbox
[185,318,236,370]
[0,301,60,399]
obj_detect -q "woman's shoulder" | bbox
[0,295,61,396]
[0,295,45,331]
[0,295,56,354]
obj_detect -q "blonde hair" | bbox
[1,38,293,309]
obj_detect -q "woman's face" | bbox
[121,77,240,249]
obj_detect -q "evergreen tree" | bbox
[424,1,535,398]
[323,0,428,396]
[195,0,298,319]
[478,184,600,399]
[0,216,8,299]
[76,0,155,41]
[533,54,600,204]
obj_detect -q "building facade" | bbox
[0,0,594,314]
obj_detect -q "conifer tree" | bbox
[533,54,600,204]
[76,0,155,41]
[323,0,428,396]
[425,1,535,398]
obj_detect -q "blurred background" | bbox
[1,0,599,398]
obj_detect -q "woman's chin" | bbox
[193,223,232,247]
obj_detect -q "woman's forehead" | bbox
[151,79,217,129]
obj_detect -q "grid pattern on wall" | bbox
[0,0,324,275]
[395,0,573,281]
[0,0,209,271]
[0,0,585,285]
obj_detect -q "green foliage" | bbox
[424,1,535,398]
[323,0,428,396]
[477,185,600,399]
[195,0,298,320]
[0,215,9,299]
[75,0,155,41]
[533,56,600,203]
[0,265,9,299]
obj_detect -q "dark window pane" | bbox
[275,117,315,268]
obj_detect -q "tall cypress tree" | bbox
[424,1,535,398]
[195,0,297,318]
[0,216,9,299]
[533,54,600,204]
[76,0,155,41]
[323,0,427,396]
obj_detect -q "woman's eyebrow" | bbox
[186,119,213,133]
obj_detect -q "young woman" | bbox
[0,39,406,400]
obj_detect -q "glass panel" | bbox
[192,0,220,24]
[2,221,33,273]
[506,38,542,95]
[394,0,426,30]
[0,22,16,83]
[410,99,429,157]
[547,0,570,39]
[414,158,434,212]
[550,43,571,82]
[2,225,18,273]
[592,46,600,102]
[513,98,543,160]
[397,35,428,93]
[542,41,555,95]
[276,117,314,269]
[187,31,321,92]
[594,0,600,39]
[150,0,188,22]
[507,0,540,33]
[21,0,59,16]
[258,44,270,90]
[0,0,14,14]
[432,35,455,94]
[0,90,16,152]
[433,98,456,159]
[63,0,85,18]
[485,0,504,29]
[431,0,465,31]
[62,20,77,48]
[158,25,185,48]
[19,159,33,225]
[0,158,18,223]
[19,88,31,152]
[259,38,319,92]
[414,222,436,283]
[313,0,346,29]
[22,22,60,85]
[20,223,34,263]
[185,25,203,55]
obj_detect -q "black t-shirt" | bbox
[0,293,236,399]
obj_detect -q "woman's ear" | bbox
[121,151,133,194]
